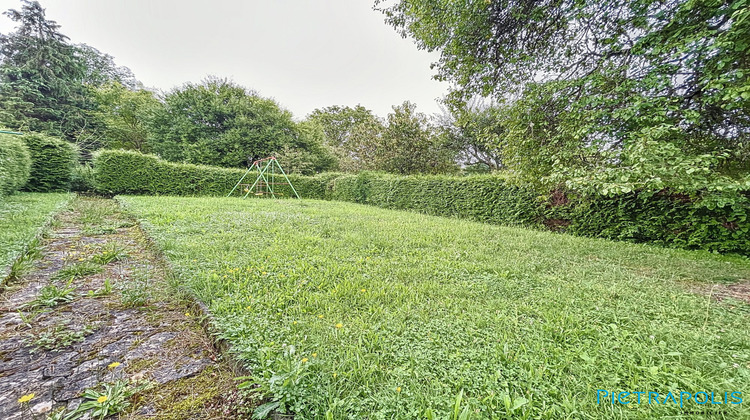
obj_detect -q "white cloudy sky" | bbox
[0,0,450,119]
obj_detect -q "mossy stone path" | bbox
[0,197,238,419]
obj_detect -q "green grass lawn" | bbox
[119,195,750,419]
[0,192,72,278]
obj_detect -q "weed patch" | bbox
[53,261,103,281]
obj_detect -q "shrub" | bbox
[71,164,96,192]
[0,133,31,195]
[22,133,78,192]
[93,150,328,198]
[552,190,750,255]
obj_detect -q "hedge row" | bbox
[92,150,328,197]
[326,172,544,227]
[22,133,78,192]
[0,134,31,195]
[92,150,750,254]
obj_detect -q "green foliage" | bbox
[274,120,338,175]
[53,261,103,281]
[148,77,331,170]
[307,105,385,172]
[375,101,457,174]
[379,0,750,190]
[92,150,325,198]
[70,164,96,192]
[90,243,128,265]
[308,102,457,174]
[0,133,31,195]
[94,150,246,196]
[28,322,91,352]
[0,1,92,140]
[90,81,159,152]
[50,379,153,420]
[22,132,78,192]
[328,172,543,226]
[24,282,75,310]
[121,195,750,419]
[437,101,504,171]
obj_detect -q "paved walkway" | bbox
[0,197,236,419]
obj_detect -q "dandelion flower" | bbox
[318,314,324,319]
[333,372,337,378]
[360,289,366,292]
[246,306,252,310]
[335,323,343,329]
[18,394,34,404]
[396,387,402,393]
[293,321,298,325]
[108,362,121,369]
[97,396,108,403]
[312,353,317,358]
[301,358,309,363]
[185,312,191,317]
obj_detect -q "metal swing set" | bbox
[227,156,300,199]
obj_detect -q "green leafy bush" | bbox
[93,150,327,198]
[22,133,78,192]
[0,133,31,195]
[552,190,750,255]
[71,164,96,192]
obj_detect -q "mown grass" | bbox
[0,192,72,279]
[119,195,750,419]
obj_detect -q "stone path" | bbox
[0,197,241,419]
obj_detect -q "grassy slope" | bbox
[0,192,72,276]
[119,195,750,419]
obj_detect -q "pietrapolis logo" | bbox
[597,390,743,407]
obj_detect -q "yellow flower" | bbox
[301,358,309,363]
[185,312,191,317]
[262,271,268,275]
[108,362,121,369]
[18,393,34,404]
[396,387,402,393]
[312,353,317,358]
[293,321,298,325]
[97,395,108,403]
[335,323,343,329]
[360,288,366,292]
[318,314,324,319]
[246,306,252,310]
[333,372,338,378]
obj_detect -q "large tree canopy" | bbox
[378,0,750,188]
[0,1,139,145]
[149,77,335,171]
[0,0,89,139]
[307,105,385,172]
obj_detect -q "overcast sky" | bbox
[0,0,450,119]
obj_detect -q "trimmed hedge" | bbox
[327,172,544,226]
[93,150,750,254]
[556,191,750,255]
[22,133,78,192]
[0,134,31,195]
[93,150,328,198]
